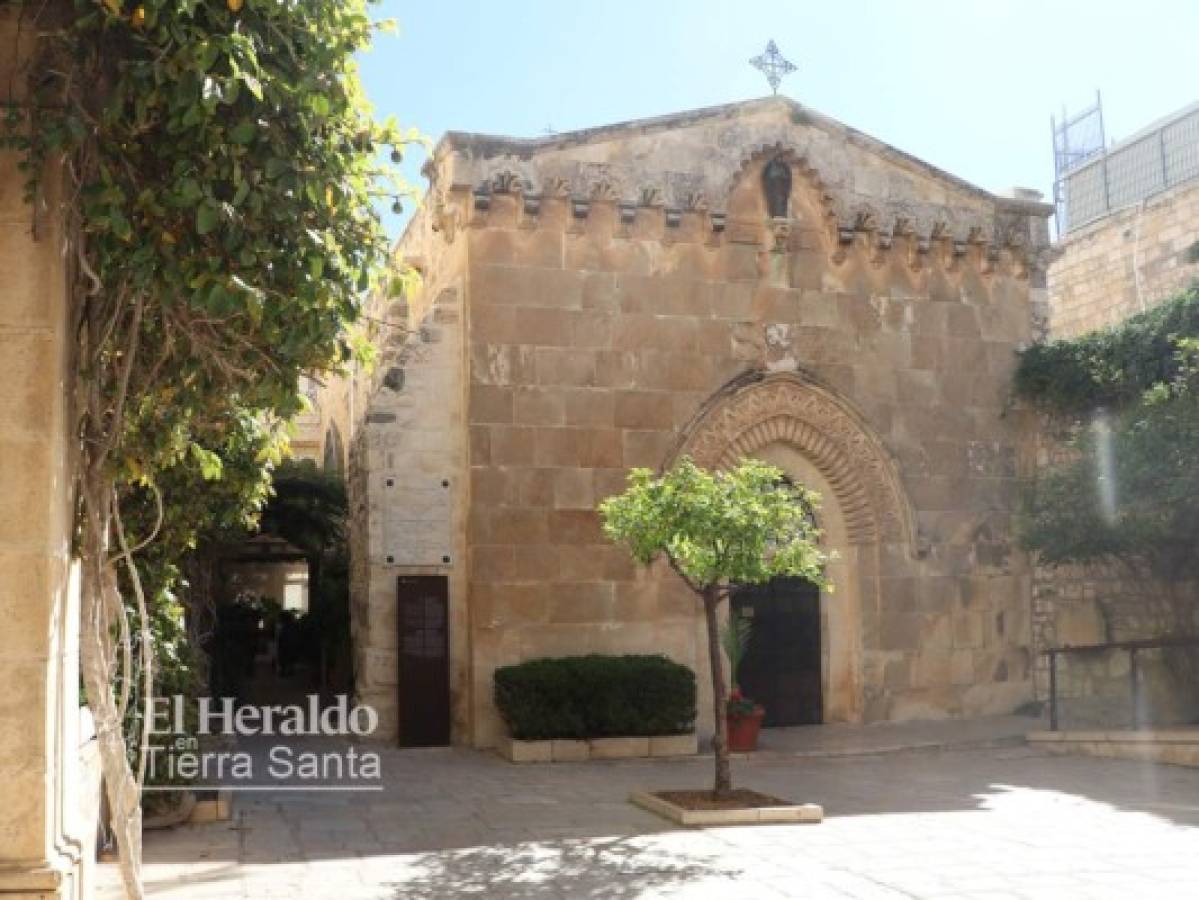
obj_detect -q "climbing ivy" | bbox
[3,1,415,894]
[1013,284,1199,414]
[1015,286,1199,646]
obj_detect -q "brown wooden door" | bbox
[732,576,822,726]
[396,576,450,746]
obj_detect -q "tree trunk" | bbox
[701,586,732,797]
[80,498,145,900]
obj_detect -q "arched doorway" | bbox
[734,576,822,725]
[671,372,915,726]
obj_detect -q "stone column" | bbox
[0,5,97,896]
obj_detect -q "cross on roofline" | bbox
[750,40,796,96]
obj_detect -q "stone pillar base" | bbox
[0,857,79,898]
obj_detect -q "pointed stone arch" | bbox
[671,371,915,549]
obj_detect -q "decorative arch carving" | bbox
[671,372,915,547]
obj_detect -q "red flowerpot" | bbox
[726,706,765,752]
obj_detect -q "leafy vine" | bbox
[2,1,415,895]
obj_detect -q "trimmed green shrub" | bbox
[493,654,697,740]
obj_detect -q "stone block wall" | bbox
[1028,426,1199,727]
[1048,178,1199,338]
[348,204,471,742]
[1031,560,1199,727]
[461,220,1042,745]
[447,100,1052,747]
[0,4,96,895]
[343,98,1055,748]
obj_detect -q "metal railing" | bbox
[1059,102,1199,234]
[1045,635,1199,731]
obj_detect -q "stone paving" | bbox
[100,733,1199,899]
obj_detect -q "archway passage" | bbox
[734,576,822,726]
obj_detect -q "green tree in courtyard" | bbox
[600,458,830,796]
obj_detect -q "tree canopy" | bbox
[599,457,830,594]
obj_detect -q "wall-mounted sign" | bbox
[380,475,453,566]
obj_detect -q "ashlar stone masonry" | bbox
[344,97,1054,747]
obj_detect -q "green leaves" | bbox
[187,443,224,480]
[1014,285,1199,415]
[195,203,219,235]
[0,0,421,600]
[229,120,257,144]
[1019,288,1199,580]
[599,458,831,594]
[720,610,752,689]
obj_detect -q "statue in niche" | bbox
[762,157,792,219]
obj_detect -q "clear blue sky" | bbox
[359,0,1199,240]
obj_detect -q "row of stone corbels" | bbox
[436,172,1046,278]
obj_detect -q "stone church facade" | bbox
[344,97,1053,747]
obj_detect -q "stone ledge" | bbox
[590,736,650,759]
[1027,728,1199,767]
[497,733,697,763]
[1028,728,1199,744]
[189,789,233,823]
[629,790,823,826]
[0,863,67,891]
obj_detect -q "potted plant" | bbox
[721,609,765,751]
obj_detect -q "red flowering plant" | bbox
[726,688,759,717]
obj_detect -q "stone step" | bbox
[1027,727,1199,767]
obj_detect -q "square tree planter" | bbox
[498,733,697,763]
[630,789,823,826]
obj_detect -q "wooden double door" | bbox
[732,576,823,726]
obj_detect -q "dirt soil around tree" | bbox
[652,788,794,810]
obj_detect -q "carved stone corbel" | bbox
[831,225,854,264]
[430,191,459,244]
[591,180,620,204]
[639,186,664,208]
[490,170,526,195]
[543,175,571,198]
[870,231,893,268]
[908,235,931,271]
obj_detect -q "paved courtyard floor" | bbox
[100,731,1199,899]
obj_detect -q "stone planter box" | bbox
[629,790,823,826]
[498,733,697,763]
